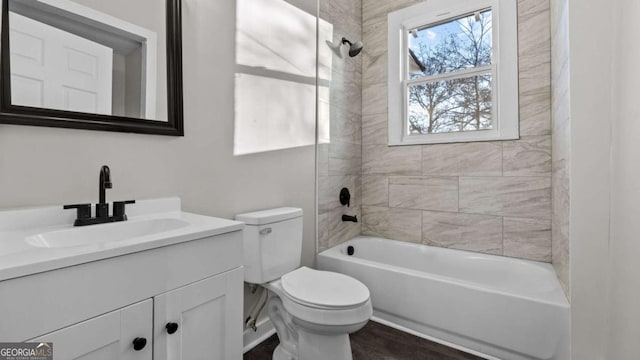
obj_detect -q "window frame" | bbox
[387,0,519,146]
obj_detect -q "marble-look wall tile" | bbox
[422,211,503,254]
[320,0,361,25]
[330,73,363,115]
[363,0,421,26]
[362,113,388,145]
[551,0,570,296]
[362,82,387,116]
[519,59,551,137]
[519,89,552,137]
[363,50,387,88]
[352,0,554,263]
[317,212,330,252]
[389,176,458,212]
[362,206,422,242]
[362,144,422,175]
[318,175,360,213]
[518,1,551,57]
[330,108,362,145]
[552,160,570,292]
[422,142,502,176]
[459,177,551,219]
[317,0,362,252]
[362,175,389,206]
[503,217,552,261]
[327,207,362,249]
[329,141,362,176]
[503,135,552,176]
[518,0,552,137]
[362,16,388,59]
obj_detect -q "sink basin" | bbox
[25,218,190,248]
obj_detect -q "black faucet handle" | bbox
[113,200,136,217]
[63,204,92,220]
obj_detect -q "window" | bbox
[388,0,518,145]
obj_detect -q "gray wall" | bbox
[359,0,553,262]
[0,0,316,318]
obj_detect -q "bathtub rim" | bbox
[317,236,570,308]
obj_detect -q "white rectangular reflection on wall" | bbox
[317,85,330,144]
[237,0,316,77]
[317,18,333,83]
[317,18,333,145]
[234,74,316,155]
[235,0,319,155]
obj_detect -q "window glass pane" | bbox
[407,74,492,135]
[408,10,492,79]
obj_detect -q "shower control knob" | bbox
[340,188,351,207]
[166,322,179,334]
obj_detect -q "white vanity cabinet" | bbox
[0,228,244,360]
[29,300,154,360]
[154,268,243,359]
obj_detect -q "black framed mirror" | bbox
[0,0,183,135]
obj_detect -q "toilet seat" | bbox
[281,267,370,309]
[265,269,373,327]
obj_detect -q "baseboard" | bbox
[370,316,498,360]
[243,317,276,354]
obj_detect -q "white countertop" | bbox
[0,198,244,282]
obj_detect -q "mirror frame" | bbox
[0,0,184,136]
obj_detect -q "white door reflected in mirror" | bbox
[7,0,164,121]
[10,12,114,115]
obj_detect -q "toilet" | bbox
[237,207,372,360]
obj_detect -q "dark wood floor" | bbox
[244,321,484,360]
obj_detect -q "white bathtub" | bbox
[317,236,570,360]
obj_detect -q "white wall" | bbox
[567,0,612,357]
[0,0,317,323]
[568,0,640,358]
[607,0,640,357]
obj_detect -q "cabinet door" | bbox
[154,267,243,360]
[29,299,152,360]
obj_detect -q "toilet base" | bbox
[272,344,295,360]
[267,296,362,360]
[296,329,353,360]
[271,327,354,360]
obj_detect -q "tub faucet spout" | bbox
[342,214,358,222]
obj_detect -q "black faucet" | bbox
[63,165,135,226]
[97,165,112,218]
[342,214,358,222]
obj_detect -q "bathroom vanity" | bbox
[0,198,244,359]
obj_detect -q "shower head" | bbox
[342,37,363,57]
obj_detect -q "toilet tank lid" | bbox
[236,207,303,225]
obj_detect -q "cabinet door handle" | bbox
[166,322,179,334]
[132,337,147,351]
[259,227,272,235]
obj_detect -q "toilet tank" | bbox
[236,207,303,284]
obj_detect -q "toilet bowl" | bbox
[237,208,372,360]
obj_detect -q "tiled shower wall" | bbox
[360,0,553,262]
[551,0,570,295]
[317,0,363,252]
